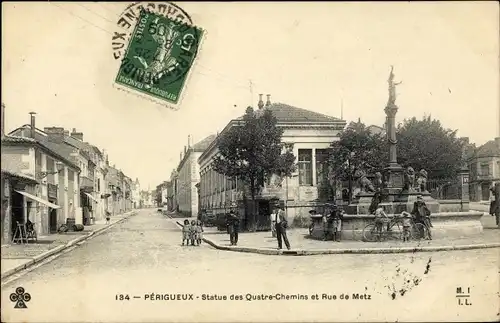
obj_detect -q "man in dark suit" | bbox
[490,183,500,227]
[228,205,240,246]
[411,195,433,240]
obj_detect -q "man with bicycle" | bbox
[411,195,433,240]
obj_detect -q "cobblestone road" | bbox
[2,209,498,322]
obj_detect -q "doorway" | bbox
[482,182,491,201]
[256,200,272,231]
[49,201,58,233]
[11,191,24,238]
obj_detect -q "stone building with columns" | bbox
[3,109,81,239]
[198,95,346,230]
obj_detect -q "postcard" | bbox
[1,1,499,322]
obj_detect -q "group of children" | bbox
[182,219,204,246]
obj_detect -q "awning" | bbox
[84,192,99,203]
[14,190,61,209]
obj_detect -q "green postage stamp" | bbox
[115,8,204,108]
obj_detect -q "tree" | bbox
[397,116,464,179]
[329,121,387,202]
[212,107,296,231]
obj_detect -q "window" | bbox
[298,149,313,186]
[480,163,490,176]
[97,178,101,191]
[315,149,330,186]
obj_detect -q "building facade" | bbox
[176,135,216,217]
[198,97,346,230]
[4,113,81,238]
[468,137,500,201]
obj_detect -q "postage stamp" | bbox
[112,4,204,109]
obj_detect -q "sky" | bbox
[2,2,499,190]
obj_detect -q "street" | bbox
[2,209,499,322]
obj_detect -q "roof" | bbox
[3,130,80,171]
[192,135,216,152]
[1,135,37,144]
[367,125,386,136]
[236,103,342,123]
[1,169,39,184]
[474,139,500,158]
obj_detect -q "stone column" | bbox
[312,149,317,187]
[39,153,48,235]
[459,168,470,211]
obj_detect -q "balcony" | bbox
[80,176,94,193]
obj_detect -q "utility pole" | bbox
[340,98,344,120]
[249,79,254,107]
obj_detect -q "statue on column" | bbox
[387,65,402,107]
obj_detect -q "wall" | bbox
[1,146,36,179]
[176,152,201,216]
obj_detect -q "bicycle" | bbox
[363,216,403,242]
[410,216,432,240]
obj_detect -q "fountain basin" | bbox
[309,211,484,241]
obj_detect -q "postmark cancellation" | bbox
[113,3,204,109]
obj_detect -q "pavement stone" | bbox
[1,210,137,278]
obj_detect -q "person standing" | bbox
[275,205,291,250]
[411,195,433,240]
[490,182,500,227]
[332,208,344,242]
[322,208,330,241]
[228,205,240,246]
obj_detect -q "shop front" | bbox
[47,183,59,233]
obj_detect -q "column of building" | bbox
[63,166,69,221]
[311,148,317,187]
[39,153,48,236]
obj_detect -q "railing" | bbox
[427,178,461,200]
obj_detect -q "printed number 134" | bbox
[116,294,130,301]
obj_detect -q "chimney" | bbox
[29,112,36,139]
[184,145,187,153]
[188,135,191,148]
[495,137,500,149]
[1,103,5,138]
[44,127,65,143]
[71,128,84,141]
[180,151,182,161]
[258,94,264,109]
[265,94,271,107]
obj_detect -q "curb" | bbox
[165,215,500,256]
[1,211,137,279]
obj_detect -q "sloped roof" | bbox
[237,103,341,123]
[1,169,39,184]
[367,125,386,136]
[192,135,216,152]
[1,135,37,144]
[3,129,79,170]
[475,139,500,158]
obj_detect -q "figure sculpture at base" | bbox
[403,167,416,191]
[354,170,375,194]
[416,169,428,193]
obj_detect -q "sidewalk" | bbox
[1,211,137,279]
[171,218,500,256]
